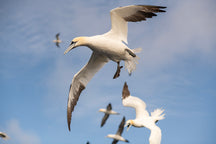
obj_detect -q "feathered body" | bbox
[99,103,120,127]
[122,82,165,144]
[64,5,166,131]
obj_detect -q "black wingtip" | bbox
[67,111,71,131]
[122,82,130,99]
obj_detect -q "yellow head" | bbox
[125,120,134,131]
[64,37,87,55]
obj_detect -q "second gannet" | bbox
[64,5,166,131]
[106,116,129,144]
[99,103,120,127]
[53,33,62,47]
[122,82,165,144]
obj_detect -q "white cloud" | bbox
[5,119,41,144]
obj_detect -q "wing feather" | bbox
[67,52,109,131]
[116,116,125,136]
[122,83,149,119]
[56,33,60,40]
[106,5,166,44]
[101,114,109,127]
[112,139,118,144]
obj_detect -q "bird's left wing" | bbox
[67,52,109,131]
[112,139,119,144]
[116,116,125,136]
[56,42,60,47]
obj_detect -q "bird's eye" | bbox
[70,41,76,45]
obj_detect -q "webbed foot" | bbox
[113,62,123,79]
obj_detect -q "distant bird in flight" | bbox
[53,33,62,47]
[0,132,9,140]
[106,116,129,144]
[122,82,165,144]
[64,5,166,131]
[99,103,120,127]
[86,141,90,144]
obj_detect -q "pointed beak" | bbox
[64,42,76,55]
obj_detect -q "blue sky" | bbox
[0,0,216,144]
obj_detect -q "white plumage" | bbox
[64,5,166,131]
[122,82,165,144]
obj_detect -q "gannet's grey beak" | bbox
[64,42,76,55]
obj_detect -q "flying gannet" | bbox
[64,5,166,131]
[122,82,165,144]
[53,33,62,47]
[0,132,9,140]
[99,103,120,127]
[106,116,129,144]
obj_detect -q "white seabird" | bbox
[99,103,120,127]
[64,5,166,131]
[122,82,165,144]
[0,132,9,140]
[53,33,62,47]
[106,116,129,144]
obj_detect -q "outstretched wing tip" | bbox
[122,82,130,99]
[66,82,85,132]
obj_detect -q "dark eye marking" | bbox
[70,41,76,45]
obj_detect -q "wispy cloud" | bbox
[4,119,40,144]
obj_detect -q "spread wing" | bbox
[101,113,109,127]
[56,33,60,40]
[116,116,125,136]
[67,52,109,131]
[56,42,60,47]
[106,5,166,44]
[112,139,118,144]
[122,82,149,119]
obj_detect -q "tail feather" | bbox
[125,48,142,74]
[132,47,142,53]
[151,108,165,122]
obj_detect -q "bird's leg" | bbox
[125,49,136,57]
[113,61,123,79]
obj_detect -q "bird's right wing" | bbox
[122,82,149,119]
[101,113,109,127]
[67,52,109,131]
[56,33,60,40]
